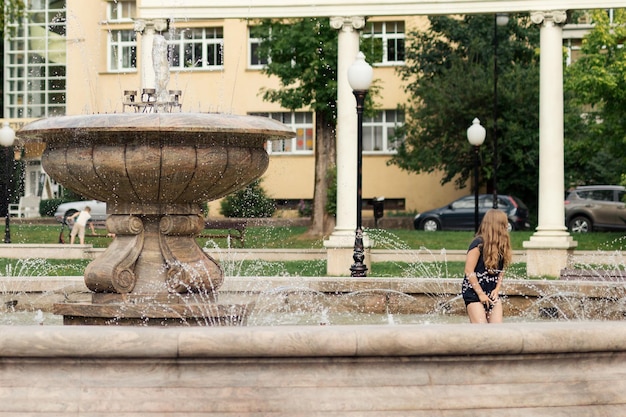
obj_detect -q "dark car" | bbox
[413,194,530,231]
[564,185,626,233]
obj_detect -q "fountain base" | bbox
[53,293,253,326]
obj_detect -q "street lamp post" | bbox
[492,12,509,209]
[0,122,16,243]
[347,52,373,278]
[467,118,486,233]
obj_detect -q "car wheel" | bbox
[64,209,78,223]
[507,221,514,232]
[421,218,441,232]
[569,216,592,233]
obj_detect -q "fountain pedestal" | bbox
[19,113,293,325]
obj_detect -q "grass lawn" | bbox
[9,224,624,251]
[1,223,624,277]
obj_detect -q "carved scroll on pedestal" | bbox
[84,215,144,293]
[159,214,224,294]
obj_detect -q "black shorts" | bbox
[462,284,497,307]
[463,289,481,306]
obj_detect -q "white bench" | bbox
[9,196,41,218]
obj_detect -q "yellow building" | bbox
[5,1,469,216]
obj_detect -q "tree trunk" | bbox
[307,111,336,237]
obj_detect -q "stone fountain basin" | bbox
[17,113,295,321]
[1,322,626,415]
[19,112,294,213]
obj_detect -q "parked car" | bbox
[413,194,530,232]
[54,200,107,223]
[564,185,626,233]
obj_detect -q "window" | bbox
[168,27,224,70]
[107,1,135,22]
[362,21,405,64]
[5,0,67,118]
[452,197,475,210]
[248,26,270,68]
[251,112,314,154]
[108,30,137,71]
[362,110,404,153]
[589,190,615,201]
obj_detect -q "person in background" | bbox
[462,209,512,323]
[68,206,96,244]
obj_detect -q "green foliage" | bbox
[297,200,312,217]
[255,18,380,118]
[2,0,25,39]
[255,18,338,119]
[391,14,541,216]
[61,188,88,201]
[564,9,626,186]
[8,224,626,252]
[219,180,276,218]
[40,198,64,217]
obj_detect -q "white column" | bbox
[330,16,363,236]
[523,10,577,277]
[324,16,370,276]
[133,19,168,92]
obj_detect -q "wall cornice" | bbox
[139,0,625,19]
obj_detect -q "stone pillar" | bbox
[133,19,168,92]
[324,16,371,276]
[523,10,577,277]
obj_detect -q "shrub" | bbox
[40,198,65,217]
[220,180,275,218]
[297,199,312,217]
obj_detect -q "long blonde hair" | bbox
[476,209,512,270]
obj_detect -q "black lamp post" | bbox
[467,118,486,233]
[492,12,509,209]
[347,52,373,278]
[0,122,16,243]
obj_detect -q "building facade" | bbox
[4,0,466,216]
[5,2,607,218]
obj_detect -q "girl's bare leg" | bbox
[466,302,488,323]
[486,300,503,323]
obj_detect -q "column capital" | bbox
[133,19,169,34]
[530,10,567,26]
[330,16,366,32]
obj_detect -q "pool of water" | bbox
[0,309,553,326]
[0,310,63,326]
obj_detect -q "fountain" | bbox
[9,106,626,413]
[3,15,626,417]
[18,112,293,325]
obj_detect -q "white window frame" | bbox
[106,1,135,22]
[363,21,405,65]
[108,29,137,72]
[4,0,67,118]
[168,27,224,70]
[251,112,314,155]
[248,26,270,69]
[362,110,404,154]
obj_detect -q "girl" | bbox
[462,209,512,323]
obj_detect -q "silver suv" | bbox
[564,185,626,233]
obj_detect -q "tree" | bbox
[391,14,541,216]
[254,18,338,237]
[564,9,626,186]
[1,0,25,39]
